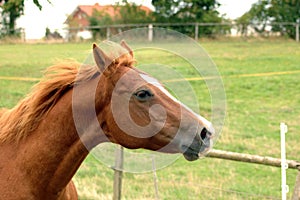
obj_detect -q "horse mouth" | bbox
[182,143,211,161]
[182,128,212,161]
[182,145,201,161]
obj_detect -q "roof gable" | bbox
[66,3,152,26]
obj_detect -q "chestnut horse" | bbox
[0,41,214,199]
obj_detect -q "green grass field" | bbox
[0,39,299,199]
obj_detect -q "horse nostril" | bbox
[200,127,208,140]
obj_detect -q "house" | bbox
[65,3,151,40]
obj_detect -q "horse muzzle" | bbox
[181,127,213,161]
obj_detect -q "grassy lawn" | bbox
[0,39,299,199]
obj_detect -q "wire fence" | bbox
[109,125,300,200]
[0,27,25,41]
[77,153,298,200]
[0,22,299,42]
[64,22,300,42]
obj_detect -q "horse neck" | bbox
[2,76,110,197]
[42,76,112,194]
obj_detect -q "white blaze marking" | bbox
[139,74,214,134]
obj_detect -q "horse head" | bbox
[92,41,215,161]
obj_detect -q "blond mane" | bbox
[0,108,8,118]
[0,53,134,143]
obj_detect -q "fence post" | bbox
[20,28,26,42]
[280,122,288,200]
[148,24,153,42]
[292,170,300,200]
[152,156,159,200]
[113,146,124,200]
[106,27,111,40]
[195,23,199,41]
[296,23,299,42]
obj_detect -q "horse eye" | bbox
[134,90,153,101]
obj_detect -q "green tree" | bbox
[1,0,24,35]
[236,12,252,36]
[45,26,50,37]
[0,0,50,35]
[269,0,300,38]
[236,0,270,36]
[115,1,152,24]
[89,9,114,39]
[151,0,228,37]
[151,0,178,22]
[238,0,300,39]
[152,0,221,22]
[89,0,152,39]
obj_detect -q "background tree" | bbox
[237,0,300,39]
[151,0,229,37]
[44,27,62,40]
[0,0,50,36]
[114,1,152,24]
[89,0,152,39]
[1,0,24,35]
[89,9,114,39]
[236,12,252,36]
[236,0,270,36]
[269,0,300,38]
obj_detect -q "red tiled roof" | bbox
[78,3,151,17]
[139,5,152,14]
[65,3,152,26]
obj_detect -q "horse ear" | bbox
[93,43,111,73]
[120,40,133,57]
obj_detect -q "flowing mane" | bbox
[0,54,134,143]
[0,108,7,118]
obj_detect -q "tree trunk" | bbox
[8,11,16,35]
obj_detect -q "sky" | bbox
[16,0,259,40]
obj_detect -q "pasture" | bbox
[0,39,299,199]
